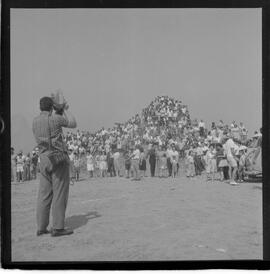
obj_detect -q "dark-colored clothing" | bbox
[107,153,115,176]
[223,166,230,180]
[194,155,204,175]
[139,159,146,171]
[167,158,172,177]
[148,149,156,177]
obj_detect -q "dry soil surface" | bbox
[11,175,262,261]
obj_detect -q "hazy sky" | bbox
[11,8,261,136]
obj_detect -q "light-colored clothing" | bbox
[186,155,195,177]
[86,155,94,171]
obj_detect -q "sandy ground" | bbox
[11,172,262,261]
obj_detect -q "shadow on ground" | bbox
[65,211,101,230]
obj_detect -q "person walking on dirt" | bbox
[32,95,77,237]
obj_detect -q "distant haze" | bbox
[11,9,262,153]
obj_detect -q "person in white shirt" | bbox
[223,135,239,185]
[113,150,121,177]
[130,146,141,180]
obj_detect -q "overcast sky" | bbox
[11,8,261,137]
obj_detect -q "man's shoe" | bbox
[37,229,50,236]
[51,228,74,237]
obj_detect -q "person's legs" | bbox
[238,166,243,181]
[167,159,172,177]
[16,171,19,182]
[133,160,140,180]
[19,171,23,182]
[223,166,229,180]
[33,165,37,180]
[37,154,53,231]
[51,160,70,230]
[231,167,238,182]
[227,156,238,184]
[27,165,31,180]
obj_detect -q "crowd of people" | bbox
[11,96,262,186]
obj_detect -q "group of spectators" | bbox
[11,147,39,182]
[12,96,261,185]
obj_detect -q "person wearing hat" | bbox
[32,95,77,237]
[238,147,247,182]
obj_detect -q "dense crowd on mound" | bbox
[11,96,262,185]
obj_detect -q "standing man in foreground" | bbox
[32,95,77,237]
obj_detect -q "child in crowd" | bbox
[86,151,94,178]
[186,150,195,178]
[205,144,216,181]
[73,152,81,182]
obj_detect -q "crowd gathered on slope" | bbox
[11,96,262,185]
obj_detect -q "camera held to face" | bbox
[51,89,68,114]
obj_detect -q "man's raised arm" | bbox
[63,109,77,128]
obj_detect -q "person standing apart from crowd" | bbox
[32,96,76,237]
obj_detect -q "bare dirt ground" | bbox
[11,173,262,261]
